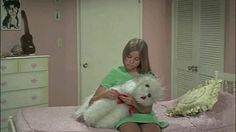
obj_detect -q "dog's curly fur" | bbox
[75,74,163,128]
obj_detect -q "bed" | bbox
[8,71,235,132]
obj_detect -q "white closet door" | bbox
[171,0,225,99]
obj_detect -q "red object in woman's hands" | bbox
[117,93,136,115]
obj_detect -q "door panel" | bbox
[172,0,225,99]
[79,0,142,103]
[197,0,225,84]
[172,0,197,98]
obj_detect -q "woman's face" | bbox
[124,51,140,72]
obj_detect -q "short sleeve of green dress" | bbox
[101,66,169,129]
[101,66,133,89]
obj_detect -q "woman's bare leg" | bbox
[119,123,141,132]
[140,123,161,132]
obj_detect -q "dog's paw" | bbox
[83,112,97,126]
[76,115,85,122]
[84,121,95,127]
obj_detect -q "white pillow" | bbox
[166,79,223,117]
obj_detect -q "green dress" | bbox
[101,66,169,129]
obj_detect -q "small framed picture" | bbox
[1,0,21,31]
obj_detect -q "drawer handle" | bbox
[1,81,7,86]
[32,95,37,100]
[1,99,7,104]
[31,63,37,68]
[31,79,38,83]
[1,65,7,71]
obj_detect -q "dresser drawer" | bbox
[19,58,48,72]
[0,60,18,74]
[1,71,48,92]
[1,104,48,129]
[1,88,48,110]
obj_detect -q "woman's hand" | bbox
[104,89,119,100]
[118,93,137,106]
[118,93,153,114]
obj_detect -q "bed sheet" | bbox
[12,93,235,132]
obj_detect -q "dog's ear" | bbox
[140,74,163,101]
[143,73,157,79]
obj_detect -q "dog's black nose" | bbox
[145,84,150,88]
[147,93,151,97]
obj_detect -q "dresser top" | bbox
[1,55,49,60]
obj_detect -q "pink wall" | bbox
[1,0,235,105]
[1,0,78,106]
[143,0,171,100]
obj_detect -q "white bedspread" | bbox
[13,93,235,132]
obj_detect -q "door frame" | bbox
[76,0,81,104]
[170,0,176,99]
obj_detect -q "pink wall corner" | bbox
[225,0,235,74]
[143,0,172,100]
[1,0,78,106]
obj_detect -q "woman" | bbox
[89,38,168,132]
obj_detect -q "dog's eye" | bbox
[145,84,150,88]
[147,93,151,98]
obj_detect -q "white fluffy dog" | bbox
[75,74,163,128]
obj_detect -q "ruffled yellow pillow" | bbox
[166,79,223,117]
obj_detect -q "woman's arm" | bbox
[89,85,119,105]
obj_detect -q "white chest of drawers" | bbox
[0,55,49,132]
